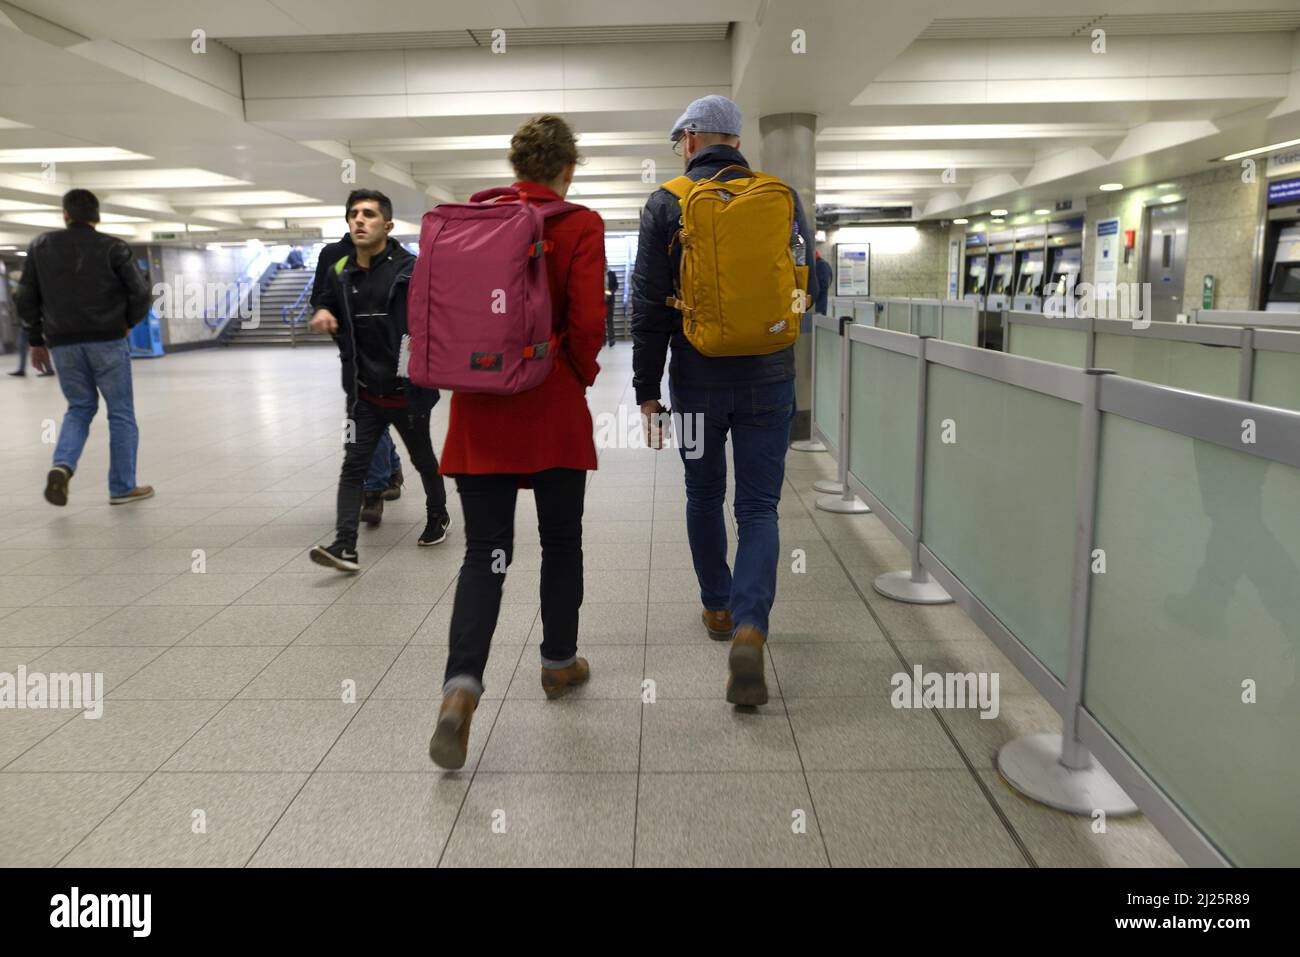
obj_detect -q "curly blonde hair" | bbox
[509,114,582,185]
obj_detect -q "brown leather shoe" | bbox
[429,687,479,770]
[541,657,590,700]
[727,625,768,706]
[109,485,154,505]
[702,608,734,641]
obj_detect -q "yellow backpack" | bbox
[662,165,809,357]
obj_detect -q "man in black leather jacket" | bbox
[16,189,155,507]
[307,189,448,572]
[631,95,817,708]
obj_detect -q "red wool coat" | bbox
[438,181,606,477]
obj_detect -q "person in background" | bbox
[16,189,154,505]
[630,94,817,707]
[312,232,404,522]
[307,189,449,572]
[814,249,832,315]
[428,114,606,770]
[285,245,306,269]
[9,326,55,377]
[605,267,620,346]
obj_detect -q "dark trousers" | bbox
[605,298,616,346]
[335,398,447,547]
[445,468,586,688]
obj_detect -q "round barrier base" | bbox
[815,494,870,514]
[997,733,1139,816]
[813,479,843,494]
[872,570,953,604]
[790,439,827,453]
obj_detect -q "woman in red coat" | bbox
[430,114,606,770]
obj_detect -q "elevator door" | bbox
[1144,201,1188,324]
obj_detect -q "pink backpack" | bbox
[407,186,583,395]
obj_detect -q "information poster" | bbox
[1094,218,1120,299]
[836,243,870,296]
[947,240,960,299]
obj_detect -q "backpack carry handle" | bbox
[469,186,525,204]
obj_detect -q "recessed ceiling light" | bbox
[1156,183,1175,189]
[991,208,1008,216]
[1160,194,1181,204]
[952,218,969,225]
[1034,208,1050,215]
[991,218,1005,224]
[1099,183,1124,191]
[1221,137,1300,162]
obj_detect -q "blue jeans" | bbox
[668,378,795,636]
[14,328,28,372]
[50,338,139,497]
[363,428,402,492]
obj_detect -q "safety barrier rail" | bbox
[828,297,979,346]
[1003,310,1300,413]
[809,318,1300,866]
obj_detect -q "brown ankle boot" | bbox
[429,687,479,770]
[541,657,590,700]
[727,625,768,706]
[702,608,734,641]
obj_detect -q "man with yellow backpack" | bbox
[631,94,817,707]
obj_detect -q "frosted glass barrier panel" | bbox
[1006,321,1088,367]
[885,301,911,333]
[813,324,841,453]
[854,301,877,327]
[1095,334,1239,399]
[922,365,1080,679]
[940,303,979,347]
[1251,348,1300,413]
[848,340,917,529]
[914,303,940,339]
[1086,415,1300,866]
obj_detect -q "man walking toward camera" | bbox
[16,188,154,506]
[631,95,816,706]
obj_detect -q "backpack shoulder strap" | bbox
[661,176,694,201]
[332,256,348,276]
[538,200,586,221]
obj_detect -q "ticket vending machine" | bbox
[964,234,989,305]
[986,252,1015,311]
[1262,183,1300,312]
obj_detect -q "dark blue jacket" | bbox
[630,144,818,405]
[815,254,833,314]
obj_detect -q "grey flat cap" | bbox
[670,94,742,141]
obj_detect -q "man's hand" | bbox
[308,308,338,335]
[29,345,52,374]
[641,399,667,450]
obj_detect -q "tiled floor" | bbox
[0,344,1185,867]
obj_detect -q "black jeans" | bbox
[335,397,447,548]
[444,468,586,688]
[605,298,616,346]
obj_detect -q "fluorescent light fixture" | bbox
[952,218,969,225]
[1160,194,1181,204]
[1034,208,1050,215]
[1156,183,1175,189]
[991,208,1008,216]
[1221,138,1300,162]
[1099,183,1124,191]
[0,147,152,164]
[991,218,1005,224]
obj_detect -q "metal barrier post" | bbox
[1238,327,1256,402]
[872,335,952,604]
[817,317,870,514]
[997,367,1137,815]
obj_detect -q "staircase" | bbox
[225,259,332,347]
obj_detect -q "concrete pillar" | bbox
[759,113,817,442]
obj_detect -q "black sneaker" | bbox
[360,491,384,526]
[382,466,404,502]
[418,514,451,547]
[310,541,359,572]
[7,370,25,377]
[44,465,71,507]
